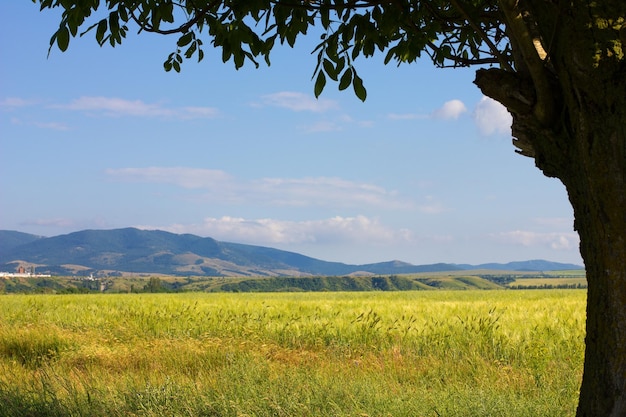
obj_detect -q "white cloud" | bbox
[179,106,221,119]
[532,217,574,229]
[0,97,39,108]
[387,112,427,120]
[21,218,76,228]
[301,120,342,133]
[251,176,409,208]
[299,114,373,133]
[8,115,70,130]
[143,215,413,246]
[417,195,447,214]
[258,91,338,112]
[106,167,233,189]
[473,96,512,136]
[490,230,579,250]
[20,216,109,230]
[431,99,467,120]
[388,99,467,121]
[106,167,411,209]
[33,121,71,131]
[57,96,220,119]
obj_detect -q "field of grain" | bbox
[508,277,587,288]
[0,290,585,416]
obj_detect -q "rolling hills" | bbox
[0,228,583,277]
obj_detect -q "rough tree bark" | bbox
[476,1,626,415]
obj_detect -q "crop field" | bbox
[0,290,585,416]
[508,277,587,288]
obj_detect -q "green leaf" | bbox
[96,19,107,44]
[177,32,194,47]
[118,6,128,22]
[314,71,326,98]
[233,50,244,68]
[56,26,70,52]
[352,72,366,101]
[222,42,232,63]
[184,41,197,59]
[320,7,330,28]
[338,68,352,91]
[109,11,119,35]
[335,56,346,74]
[160,2,174,23]
[322,59,337,81]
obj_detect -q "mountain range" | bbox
[0,228,583,277]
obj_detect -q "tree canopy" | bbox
[43,0,516,101]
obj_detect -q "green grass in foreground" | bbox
[0,290,585,416]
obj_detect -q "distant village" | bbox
[0,265,51,278]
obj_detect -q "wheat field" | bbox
[0,290,585,416]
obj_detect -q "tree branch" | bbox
[131,0,220,35]
[448,0,514,71]
[426,42,502,67]
[498,0,556,126]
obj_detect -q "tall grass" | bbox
[0,290,585,416]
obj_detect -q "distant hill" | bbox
[0,228,583,277]
[456,259,583,272]
[0,230,44,253]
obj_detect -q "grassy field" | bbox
[0,290,585,416]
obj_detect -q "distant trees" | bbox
[143,277,166,293]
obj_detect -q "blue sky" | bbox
[0,1,582,266]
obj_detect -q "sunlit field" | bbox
[0,290,585,416]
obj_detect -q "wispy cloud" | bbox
[473,96,512,136]
[20,216,109,230]
[251,176,407,208]
[300,120,343,133]
[388,99,467,120]
[490,230,579,250]
[106,166,412,209]
[0,97,40,108]
[387,112,427,120]
[298,113,373,133]
[33,121,71,131]
[417,195,447,214]
[257,91,339,112]
[141,215,413,246]
[106,167,233,189]
[56,96,220,119]
[532,217,574,229]
[20,218,76,228]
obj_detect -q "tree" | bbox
[144,276,165,293]
[36,0,625,414]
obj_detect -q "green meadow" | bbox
[0,290,585,416]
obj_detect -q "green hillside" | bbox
[0,271,587,294]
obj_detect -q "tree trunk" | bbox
[564,124,624,417]
[475,1,626,412]
[564,100,626,417]
[477,70,626,417]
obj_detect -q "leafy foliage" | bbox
[38,0,511,101]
